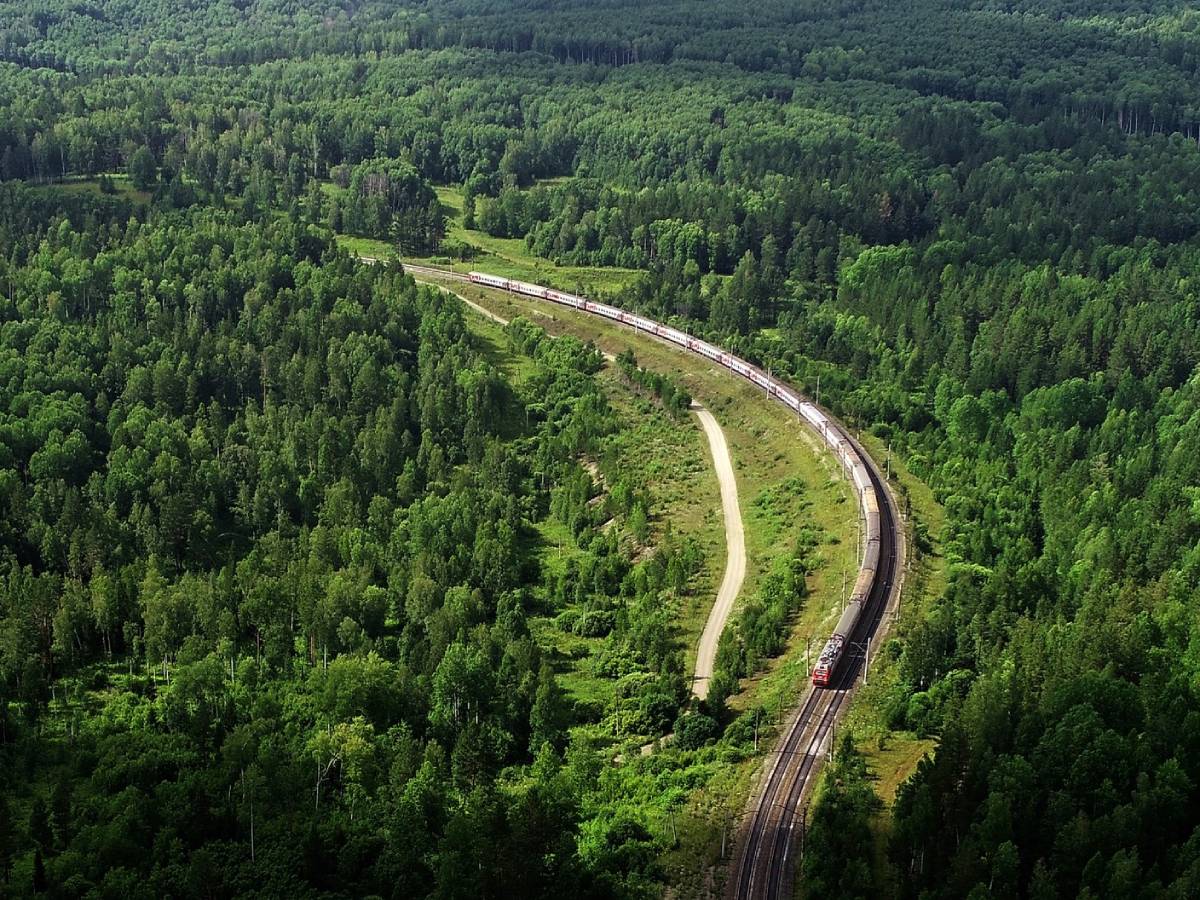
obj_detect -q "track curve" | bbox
[396,262,906,900]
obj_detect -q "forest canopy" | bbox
[3,1,1200,898]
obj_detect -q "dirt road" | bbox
[409,270,746,702]
[690,403,745,700]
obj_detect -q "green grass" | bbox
[456,302,540,389]
[29,173,151,204]
[432,183,641,295]
[333,233,395,260]
[428,183,640,294]
[600,375,723,677]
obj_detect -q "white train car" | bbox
[588,301,621,321]
[546,289,583,309]
[470,272,510,291]
[511,279,548,300]
[776,389,801,413]
[660,327,688,346]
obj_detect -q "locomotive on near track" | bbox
[466,271,883,688]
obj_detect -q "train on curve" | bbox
[467,271,882,688]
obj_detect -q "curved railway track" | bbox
[395,262,905,900]
[733,434,899,900]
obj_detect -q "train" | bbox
[466,271,882,688]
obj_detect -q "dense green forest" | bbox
[5,0,1200,897]
[0,191,734,896]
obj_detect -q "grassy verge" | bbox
[427,184,641,295]
[332,232,394,260]
[602,375,723,677]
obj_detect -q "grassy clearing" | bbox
[333,232,394,260]
[600,373,722,677]
[29,173,151,203]
[426,184,641,295]
[453,301,540,389]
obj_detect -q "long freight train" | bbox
[467,271,882,688]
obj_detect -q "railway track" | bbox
[733,433,900,900]
[392,260,906,900]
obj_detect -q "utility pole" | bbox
[886,442,892,480]
[815,372,820,407]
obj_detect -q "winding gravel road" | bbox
[405,267,746,703]
[690,402,745,700]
